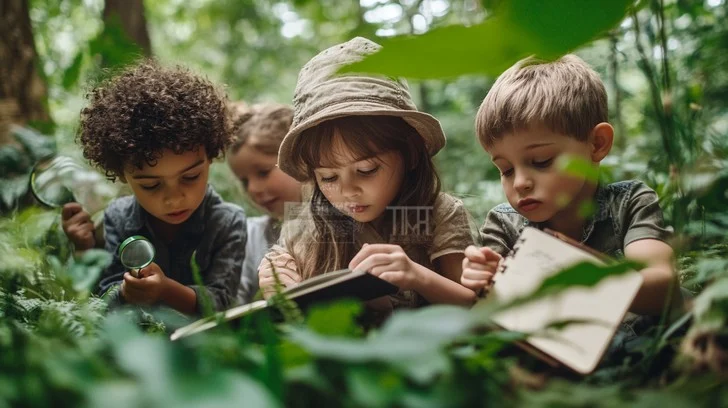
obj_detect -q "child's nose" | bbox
[340,182,361,198]
[164,189,185,207]
[247,178,264,194]
[513,173,534,193]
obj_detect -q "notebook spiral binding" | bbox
[482,235,527,297]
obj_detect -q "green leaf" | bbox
[0,145,30,175]
[686,258,728,285]
[287,306,474,383]
[558,155,602,183]
[66,249,112,292]
[341,0,633,79]
[62,51,85,90]
[0,177,29,213]
[495,260,644,314]
[10,126,56,163]
[305,300,363,337]
[528,260,642,299]
[346,366,403,407]
[89,15,145,71]
[101,316,280,407]
[692,278,728,325]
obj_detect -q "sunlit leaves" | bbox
[341,0,633,79]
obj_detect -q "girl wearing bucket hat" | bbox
[258,37,477,310]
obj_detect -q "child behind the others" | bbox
[461,55,682,320]
[227,102,302,304]
[258,37,477,312]
[76,61,246,314]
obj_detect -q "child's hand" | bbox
[121,262,167,305]
[258,253,301,300]
[61,203,95,250]
[461,246,502,295]
[349,244,422,291]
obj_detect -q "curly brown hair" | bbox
[79,60,232,180]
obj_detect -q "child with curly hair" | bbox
[227,102,302,304]
[75,61,246,314]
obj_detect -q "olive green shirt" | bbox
[479,180,676,368]
[479,180,672,257]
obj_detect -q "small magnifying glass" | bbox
[29,155,82,208]
[119,235,156,278]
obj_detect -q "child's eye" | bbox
[182,173,201,183]
[500,169,514,177]
[532,158,553,168]
[319,175,338,183]
[140,183,160,191]
[257,169,271,178]
[358,166,379,176]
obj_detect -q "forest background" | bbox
[1,0,727,406]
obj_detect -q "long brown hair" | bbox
[280,115,441,279]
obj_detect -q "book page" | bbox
[490,227,643,374]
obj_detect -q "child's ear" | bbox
[589,122,614,163]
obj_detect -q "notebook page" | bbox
[491,227,643,374]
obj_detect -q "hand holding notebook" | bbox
[486,227,643,374]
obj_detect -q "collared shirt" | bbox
[479,180,672,257]
[99,185,246,314]
[479,180,676,368]
[237,215,280,305]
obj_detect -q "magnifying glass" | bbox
[29,155,116,214]
[119,235,156,278]
[29,156,81,208]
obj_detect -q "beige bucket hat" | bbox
[277,36,446,181]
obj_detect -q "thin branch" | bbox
[609,32,625,151]
[631,10,674,164]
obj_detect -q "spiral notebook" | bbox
[488,227,643,374]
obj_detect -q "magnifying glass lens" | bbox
[119,236,155,278]
[30,156,81,207]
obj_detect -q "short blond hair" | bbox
[475,54,607,148]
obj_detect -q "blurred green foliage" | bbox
[1,0,727,406]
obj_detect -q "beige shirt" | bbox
[265,192,475,308]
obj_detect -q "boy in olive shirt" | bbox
[461,55,682,320]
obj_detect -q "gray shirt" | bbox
[99,185,246,314]
[237,215,280,304]
[480,180,672,257]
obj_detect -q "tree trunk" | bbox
[0,0,52,144]
[103,0,152,56]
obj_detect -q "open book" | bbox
[488,227,643,374]
[170,268,398,340]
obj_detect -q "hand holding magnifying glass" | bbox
[30,155,116,250]
[118,236,171,305]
